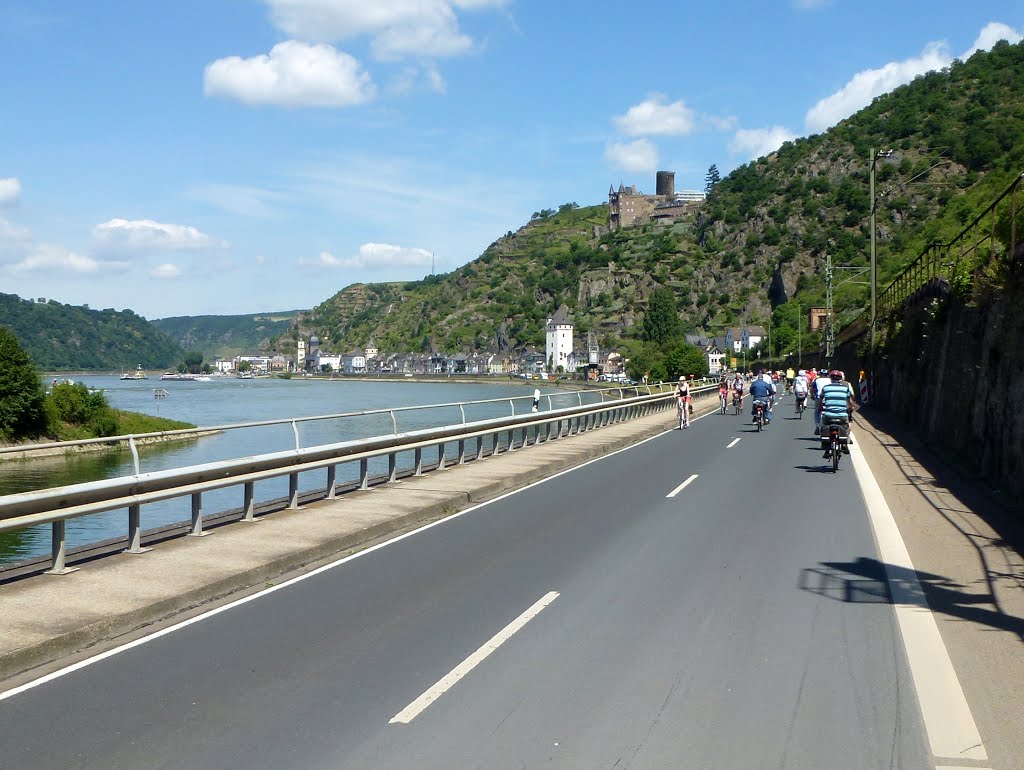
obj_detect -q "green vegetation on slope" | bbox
[0,293,184,371]
[152,311,303,359]
[286,41,1024,360]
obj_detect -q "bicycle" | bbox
[719,392,728,415]
[677,397,690,430]
[732,391,742,415]
[753,400,767,432]
[795,394,806,418]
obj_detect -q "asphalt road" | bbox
[0,394,932,769]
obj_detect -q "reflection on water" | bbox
[1,375,579,563]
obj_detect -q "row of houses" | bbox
[211,346,629,378]
[211,320,770,378]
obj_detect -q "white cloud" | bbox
[151,263,183,279]
[8,244,130,275]
[93,218,222,252]
[613,95,696,137]
[704,114,738,132]
[604,139,658,173]
[267,0,507,60]
[963,22,1023,59]
[805,41,949,133]
[729,126,798,160]
[189,184,284,217]
[805,23,1021,133]
[302,242,434,270]
[255,254,267,265]
[0,177,21,206]
[204,41,376,107]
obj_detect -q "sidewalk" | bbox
[0,397,707,684]
[853,408,1024,770]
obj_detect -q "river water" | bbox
[0,375,584,564]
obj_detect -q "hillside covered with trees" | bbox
[0,293,184,371]
[152,311,302,358]
[289,40,1024,363]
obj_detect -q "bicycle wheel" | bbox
[831,437,840,472]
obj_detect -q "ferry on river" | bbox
[120,365,148,380]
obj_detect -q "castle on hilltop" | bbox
[608,170,705,230]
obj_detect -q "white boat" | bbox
[120,365,148,380]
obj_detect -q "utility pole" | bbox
[825,253,835,361]
[797,302,802,367]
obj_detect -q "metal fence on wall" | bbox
[876,170,1023,318]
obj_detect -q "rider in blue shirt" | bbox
[748,372,775,424]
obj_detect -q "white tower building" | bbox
[545,306,574,373]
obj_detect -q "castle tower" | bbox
[545,305,574,373]
[656,170,675,198]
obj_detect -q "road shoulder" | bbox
[854,408,1024,770]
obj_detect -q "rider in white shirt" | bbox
[793,369,809,411]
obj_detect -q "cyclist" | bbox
[676,376,691,429]
[749,371,775,424]
[785,367,795,394]
[793,369,809,413]
[731,373,744,411]
[818,370,854,458]
[718,376,730,414]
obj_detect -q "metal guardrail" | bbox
[0,383,717,575]
[0,383,654,464]
[877,170,1023,318]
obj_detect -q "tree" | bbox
[665,342,709,380]
[704,164,721,195]
[183,350,204,374]
[237,360,252,373]
[641,287,683,346]
[0,328,48,440]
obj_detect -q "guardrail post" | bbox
[326,465,337,500]
[189,492,207,537]
[390,410,398,434]
[129,435,140,475]
[292,420,300,450]
[414,447,423,476]
[44,520,78,575]
[126,504,150,553]
[388,452,398,482]
[458,439,466,464]
[243,481,256,521]
[492,432,501,455]
[547,395,553,412]
[288,472,300,508]
[438,443,447,470]
[360,458,369,489]
[476,436,484,459]
[459,403,466,424]
[506,428,515,450]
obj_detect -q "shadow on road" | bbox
[799,556,1024,641]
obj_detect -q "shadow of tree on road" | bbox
[799,556,1024,641]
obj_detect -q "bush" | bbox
[46,381,119,438]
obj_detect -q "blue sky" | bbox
[0,0,1021,320]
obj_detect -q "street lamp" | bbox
[869,148,893,348]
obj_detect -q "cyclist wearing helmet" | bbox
[817,370,854,457]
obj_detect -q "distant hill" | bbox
[287,40,1024,358]
[0,293,183,371]
[152,311,304,358]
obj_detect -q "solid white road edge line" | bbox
[666,474,699,498]
[389,591,559,725]
[850,442,987,762]
[727,438,741,448]
[0,411,682,703]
